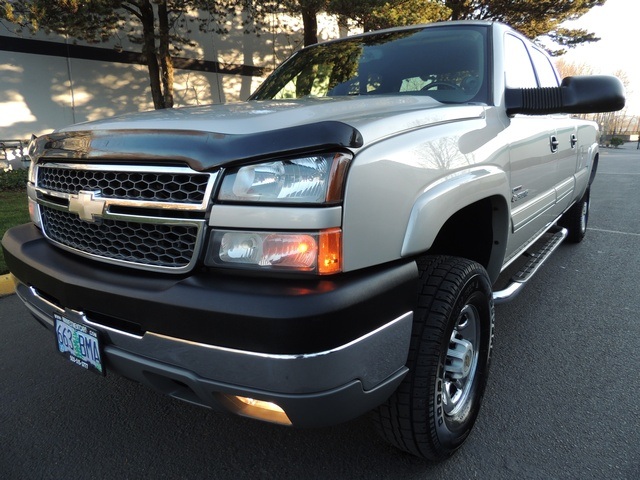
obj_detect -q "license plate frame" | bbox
[54,313,105,376]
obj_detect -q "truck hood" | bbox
[41,97,488,171]
[60,96,485,147]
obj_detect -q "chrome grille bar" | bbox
[33,163,217,273]
[37,163,213,206]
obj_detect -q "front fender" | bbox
[401,166,510,257]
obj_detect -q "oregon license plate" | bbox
[54,313,105,376]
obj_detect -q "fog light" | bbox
[228,395,292,425]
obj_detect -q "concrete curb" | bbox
[0,273,16,297]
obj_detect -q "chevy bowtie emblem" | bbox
[68,190,106,222]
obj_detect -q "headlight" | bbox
[27,136,38,185]
[205,228,341,275]
[217,152,351,204]
[27,161,37,184]
[26,136,41,227]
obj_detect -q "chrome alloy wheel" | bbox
[373,256,494,459]
[443,304,480,416]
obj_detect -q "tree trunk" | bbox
[446,0,470,21]
[139,0,164,109]
[301,7,318,47]
[157,0,174,108]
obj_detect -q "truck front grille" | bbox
[38,166,210,203]
[34,163,216,273]
[40,207,199,268]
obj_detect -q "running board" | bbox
[493,226,568,304]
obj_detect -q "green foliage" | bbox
[545,27,601,55]
[1,0,123,41]
[331,0,451,31]
[272,0,604,52]
[274,0,451,46]
[0,1,248,43]
[609,137,624,148]
[0,168,29,192]
[444,0,606,54]
[0,190,31,275]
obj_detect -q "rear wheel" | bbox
[559,188,590,243]
[373,256,494,460]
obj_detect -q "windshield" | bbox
[251,25,489,105]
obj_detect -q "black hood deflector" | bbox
[34,121,364,170]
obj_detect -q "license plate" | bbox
[54,313,105,376]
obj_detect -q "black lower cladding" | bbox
[2,223,417,354]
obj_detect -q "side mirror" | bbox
[505,75,625,116]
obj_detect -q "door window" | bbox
[504,34,537,88]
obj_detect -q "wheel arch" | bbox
[401,167,510,283]
[589,151,599,186]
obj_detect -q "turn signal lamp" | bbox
[206,228,342,275]
[318,228,341,274]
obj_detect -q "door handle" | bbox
[570,134,577,148]
[550,135,559,153]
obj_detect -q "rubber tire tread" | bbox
[559,188,589,243]
[371,255,493,460]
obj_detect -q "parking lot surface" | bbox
[1,146,639,479]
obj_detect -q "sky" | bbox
[559,0,640,115]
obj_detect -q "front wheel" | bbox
[373,256,494,460]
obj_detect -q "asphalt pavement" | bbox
[1,145,639,479]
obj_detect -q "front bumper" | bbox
[3,224,417,427]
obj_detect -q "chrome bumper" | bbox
[16,281,412,427]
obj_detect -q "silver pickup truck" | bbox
[2,21,624,460]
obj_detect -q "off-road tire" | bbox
[373,255,494,460]
[559,188,590,243]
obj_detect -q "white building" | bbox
[0,10,353,141]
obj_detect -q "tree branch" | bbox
[121,2,143,21]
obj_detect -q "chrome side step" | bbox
[493,226,568,304]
